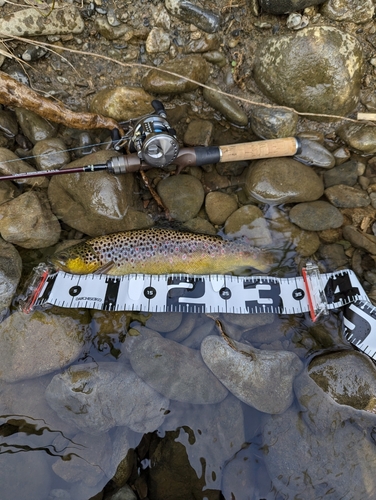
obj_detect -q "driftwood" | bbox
[0,70,124,133]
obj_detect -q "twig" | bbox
[140,170,171,219]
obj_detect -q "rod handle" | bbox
[219,137,301,163]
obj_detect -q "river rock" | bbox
[203,83,248,126]
[52,432,111,487]
[250,106,298,139]
[32,138,70,170]
[201,335,303,413]
[45,361,169,434]
[183,119,214,147]
[110,426,142,486]
[245,158,324,204]
[323,159,364,188]
[182,216,217,235]
[0,309,89,382]
[146,312,183,332]
[0,147,48,188]
[0,180,19,205]
[321,0,374,23]
[259,0,326,14]
[224,205,272,246]
[0,238,22,319]
[205,191,238,225]
[263,352,376,498]
[142,54,210,94]
[146,27,171,53]
[325,184,370,207]
[295,138,335,169]
[342,225,376,254]
[15,108,59,145]
[123,327,228,404]
[157,173,205,221]
[0,191,61,248]
[337,123,376,154]
[0,450,51,500]
[288,200,344,231]
[0,5,84,36]
[90,87,153,121]
[94,17,133,40]
[0,109,18,137]
[165,0,220,33]
[48,150,152,236]
[267,206,320,256]
[159,395,245,491]
[253,26,364,117]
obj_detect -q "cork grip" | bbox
[219,137,300,163]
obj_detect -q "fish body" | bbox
[50,228,271,275]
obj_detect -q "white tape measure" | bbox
[19,262,376,361]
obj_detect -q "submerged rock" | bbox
[0,309,89,382]
[288,200,344,231]
[45,362,169,434]
[123,327,228,404]
[253,26,364,117]
[201,335,303,413]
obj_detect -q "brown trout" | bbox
[50,228,272,275]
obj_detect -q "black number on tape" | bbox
[167,277,206,312]
[243,279,283,312]
[103,277,120,311]
[324,273,360,304]
[37,274,58,304]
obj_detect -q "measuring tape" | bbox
[19,262,376,361]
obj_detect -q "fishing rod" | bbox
[0,100,301,182]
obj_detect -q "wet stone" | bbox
[204,191,238,225]
[0,191,61,248]
[245,158,324,204]
[224,204,272,246]
[0,180,19,205]
[0,5,84,36]
[45,362,169,434]
[48,150,152,236]
[0,239,21,319]
[90,86,153,122]
[145,312,183,333]
[323,159,364,188]
[333,146,351,165]
[15,108,58,145]
[0,309,89,382]
[146,27,171,53]
[203,83,248,127]
[216,159,247,176]
[123,327,228,404]
[52,432,111,487]
[288,201,344,231]
[321,0,374,23]
[295,138,335,169]
[32,138,70,170]
[0,109,18,137]
[259,0,326,14]
[94,17,133,40]
[157,173,205,222]
[253,26,364,117]
[165,0,220,33]
[201,335,303,413]
[325,184,370,208]
[183,119,213,146]
[184,33,220,54]
[318,243,349,270]
[0,147,48,188]
[337,124,376,155]
[250,106,298,140]
[142,54,210,94]
[182,216,217,235]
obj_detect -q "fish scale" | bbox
[50,228,272,275]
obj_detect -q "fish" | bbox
[50,228,272,275]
